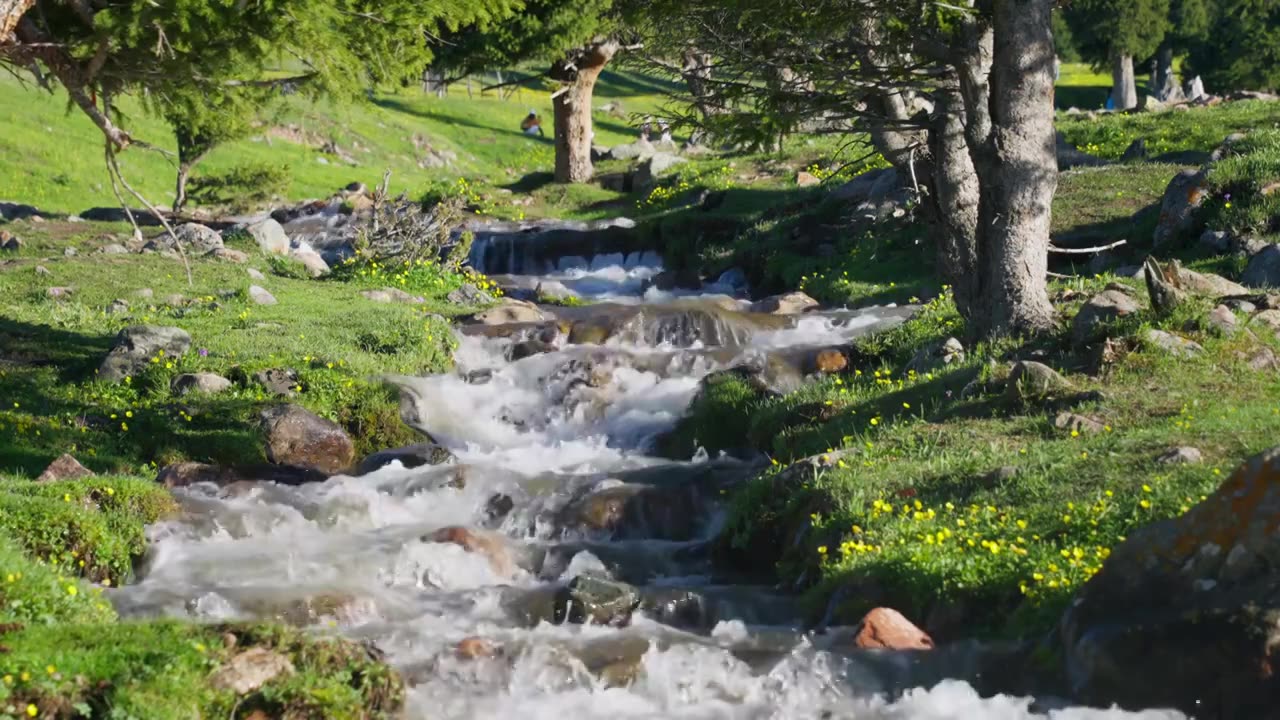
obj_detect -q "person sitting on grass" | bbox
[521,110,544,137]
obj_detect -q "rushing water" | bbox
[111,254,1185,719]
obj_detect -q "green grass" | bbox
[1199,129,1280,242]
[0,219,480,477]
[1057,99,1280,160]
[696,284,1280,638]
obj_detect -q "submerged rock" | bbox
[749,291,819,315]
[425,526,516,577]
[356,443,455,475]
[552,572,640,627]
[1060,446,1280,717]
[260,404,354,474]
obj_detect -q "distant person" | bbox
[658,120,673,145]
[521,111,544,137]
[639,116,653,142]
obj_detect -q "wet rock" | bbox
[1005,361,1072,405]
[211,647,295,695]
[213,247,248,263]
[254,368,300,396]
[248,285,277,306]
[1143,329,1204,358]
[246,218,290,255]
[99,325,191,383]
[360,287,424,304]
[171,372,233,396]
[558,483,704,541]
[290,246,330,278]
[35,454,94,483]
[509,339,555,361]
[646,268,702,292]
[1073,290,1140,344]
[1054,412,1106,435]
[260,404,355,474]
[484,493,515,525]
[168,223,224,254]
[1060,446,1280,717]
[749,291,819,315]
[455,637,498,660]
[247,268,266,280]
[905,337,965,375]
[1152,168,1208,248]
[852,607,934,651]
[553,572,640,627]
[447,283,495,306]
[1156,446,1203,465]
[1241,244,1280,289]
[810,348,848,375]
[425,526,515,577]
[472,298,545,325]
[155,462,327,489]
[356,443,455,475]
[1206,304,1238,335]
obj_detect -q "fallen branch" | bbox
[105,143,193,287]
[1047,239,1127,255]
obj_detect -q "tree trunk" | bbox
[551,40,619,184]
[928,85,981,320]
[1151,44,1177,101]
[1110,51,1137,110]
[173,162,193,213]
[946,2,1056,339]
[0,0,33,41]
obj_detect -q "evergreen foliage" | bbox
[1064,0,1171,67]
[1185,0,1280,92]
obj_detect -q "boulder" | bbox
[356,443,455,475]
[904,337,965,375]
[169,223,224,254]
[447,283,496,306]
[1054,412,1106,435]
[1152,169,1209,248]
[164,293,186,307]
[0,232,21,252]
[171,372,233,396]
[360,288,424,304]
[246,218,290,255]
[750,291,819,315]
[105,299,130,315]
[211,648,294,695]
[289,247,330,278]
[35,454,94,483]
[1244,346,1280,372]
[1073,290,1140,345]
[1143,258,1188,315]
[259,404,355,474]
[1251,309,1280,334]
[1143,329,1204,358]
[155,462,327,489]
[99,325,192,383]
[1241,244,1280,289]
[213,248,249,264]
[810,349,848,375]
[795,171,821,187]
[455,637,498,660]
[1156,446,1203,465]
[248,285,277,306]
[1206,305,1238,335]
[97,243,129,255]
[851,607,934,651]
[471,298,546,325]
[425,526,515,577]
[46,286,73,300]
[1170,266,1249,297]
[635,152,687,188]
[552,572,640,627]
[1119,138,1147,162]
[254,368,301,396]
[247,268,266,280]
[1060,447,1280,717]
[1006,361,1073,405]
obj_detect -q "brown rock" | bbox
[212,248,249,264]
[259,405,355,474]
[35,454,94,482]
[426,526,515,577]
[1054,412,1106,435]
[455,637,498,660]
[1207,304,1238,335]
[750,291,819,315]
[211,647,295,694]
[795,170,821,187]
[853,607,934,651]
[155,462,328,489]
[1061,446,1280,716]
[1073,290,1140,344]
[812,349,848,374]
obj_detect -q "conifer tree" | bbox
[1065,0,1171,108]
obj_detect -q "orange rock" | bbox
[35,454,94,482]
[455,636,497,660]
[853,607,934,651]
[813,349,848,374]
[426,526,516,577]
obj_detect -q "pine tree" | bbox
[1065,0,1172,108]
[1185,0,1280,92]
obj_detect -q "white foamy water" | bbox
[112,258,1184,719]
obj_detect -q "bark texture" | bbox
[551,40,619,184]
[1110,51,1137,109]
[0,0,32,40]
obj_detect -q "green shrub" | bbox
[0,537,116,626]
[187,162,291,209]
